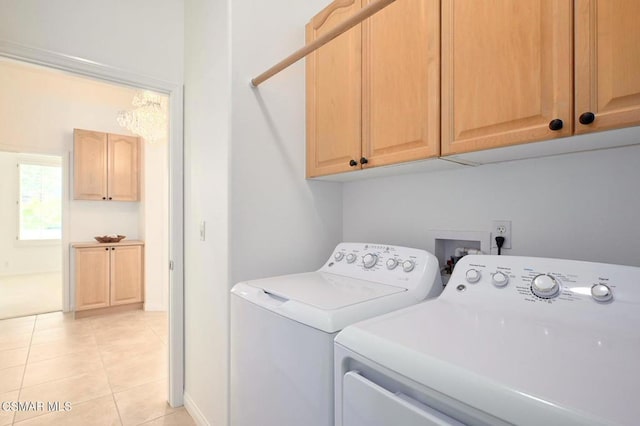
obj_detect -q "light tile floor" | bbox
[0,310,194,426]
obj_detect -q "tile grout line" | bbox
[12,316,37,426]
[93,317,125,426]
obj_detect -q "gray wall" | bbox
[343,144,640,267]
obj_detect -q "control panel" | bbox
[320,243,442,296]
[445,255,640,314]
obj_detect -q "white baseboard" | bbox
[184,392,210,426]
[144,302,167,312]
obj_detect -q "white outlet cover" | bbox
[491,220,512,249]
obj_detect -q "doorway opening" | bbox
[0,48,184,408]
[0,152,63,319]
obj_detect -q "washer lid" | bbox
[245,271,405,310]
[231,271,415,333]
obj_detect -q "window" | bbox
[18,161,62,241]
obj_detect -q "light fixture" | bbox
[117,91,167,142]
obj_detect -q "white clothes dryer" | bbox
[335,255,640,426]
[230,242,443,426]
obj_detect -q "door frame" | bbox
[0,40,185,407]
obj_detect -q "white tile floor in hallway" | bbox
[0,310,194,426]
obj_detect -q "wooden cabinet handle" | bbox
[548,119,563,131]
[579,112,595,125]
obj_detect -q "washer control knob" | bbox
[591,284,613,303]
[531,274,560,298]
[492,271,509,287]
[386,258,398,270]
[346,253,357,264]
[362,253,378,269]
[465,269,481,283]
[334,252,344,261]
[402,260,415,273]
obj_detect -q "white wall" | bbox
[0,59,170,310]
[0,152,62,276]
[183,0,231,424]
[229,0,343,284]
[343,144,640,268]
[184,1,344,424]
[0,0,184,84]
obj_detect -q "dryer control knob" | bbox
[402,260,415,272]
[334,252,344,261]
[531,274,560,298]
[346,253,357,264]
[363,253,378,269]
[591,284,613,303]
[492,271,509,287]
[386,258,398,270]
[465,269,481,283]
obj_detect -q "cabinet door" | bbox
[361,0,440,167]
[107,134,140,201]
[110,245,144,306]
[441,1,573,155]
[575,0,640,134]
[75,247,110,311]
[306,0,362,178]
[74,129,107,200]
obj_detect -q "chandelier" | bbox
[117,91,167,142]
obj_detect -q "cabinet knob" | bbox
[102,197,106,200]
[111,247,115,250]
[108,197,113,200]
[349,159,358,167]
[105,248,109,251]
[579,112,595,125]
[548,119,563,131]
[359,157,369,165]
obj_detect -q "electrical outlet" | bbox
[491,220,512,249]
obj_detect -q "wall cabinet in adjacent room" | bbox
[74,129,140,201]
[74,241,144,316]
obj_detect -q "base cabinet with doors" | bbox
[306,0,440,178]
[73,241,144,317]
[74,129,140,201]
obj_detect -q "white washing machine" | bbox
[230,242,443,426]
[335,255,640,426]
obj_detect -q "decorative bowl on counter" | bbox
[94,235,126,243]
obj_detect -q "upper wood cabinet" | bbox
[574,0,640,134]
[362,0,440,168]
[306,0,362,178]
[306,0,440,178]
[74,129,140,201]
[442,0,640,156]
[441,1,573,155]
